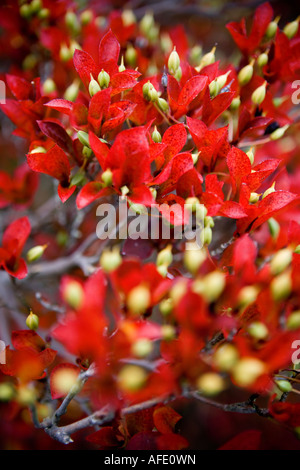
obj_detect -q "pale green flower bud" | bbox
[152,126,162,143]
[97,69,110,89]
[168,48,180,75]
[64,80,80,101]
[238,61,254,86]
[26,311,39,330]
[77,130,90,148]
[100,247,122,273]
[89,75,101,97]
[268,218,280,239]
[251,81,267,105]
[270,124,289,140]
[257,52,268,68]
[270,248,293,275]
[27,245,47,263]
[283,17,300,39]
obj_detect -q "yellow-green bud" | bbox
[157,264,168,277]
[122,9,136,26]
[215,71,231,91]
[125,45,137,67]
[185,197,202,213]
[0,383,15,402]
[268,217,280,239]
[160,33,172,54]
[238,61,254,86]
[214,344,239,371]
[275,379,292,393]
[203,226,212,245]
[159,298,173,316]
[190,45,202,66]
[148,86,159,102]
[64,80,80,101]
[157,245,172,267]
[196,46,216,71]
[89,74,101,97]
[30,146,47,154]
[101,169,113,186]
[265,18,279,40]
[257,52,268,68]
[209,79,219,98]
[121,185,130,197]
[82,146,93,158]
[202,271,226,303]
[287,311,300,330]
[283,17,300,39]
[100,247,122,273]
[27,245,47,263]
[230,96,241,111]
[238,285,259,307]
[152,126,162,143]
[70,171,86,187]
[131,339,153,358]
[295,245,300,254]
[249,192,260,204]
[63,281,84,309]
[204,216,214,228]
[262,182,275,199]
[251,81,267,105]
[184,246,206,274]
[80,10,93,26]
[142,81,153,100]
[270,124,289,140]
[161,324,176,341]
[192,151,200,165]
[248,321,268,340]
[127,285,151,315]
[118,365,147,392]
[157,97,169,113]
[168,47,180,75]
[270,248,292,275]
[140,12,155,36]
[196,372,226,396]
[30,0,42,14]
[26,311,39,330]
[246,147,254,165]
[77,130,90,148]
[232,357,266,387]
[20,4,32,18]
[270,271,292,301]
[43,78,56,95]
[65,10,80,35]
[60,44,72,62]
[98,69,110,89]
[119,56,126,72]
[174,66,182,81]
[38,8,50,19]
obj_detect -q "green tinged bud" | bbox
[196,46,216,71]
[287,311,300,330]
[268,218,280,239]
[246,147,254,165]
[80,10,93,26]
[262,182,275,199]
[43,78,56,95]
[127,285,151,315]
[174,66,182,81]
[190,45,202,65]
[152,126,162,143]
[209,79,219,98]
[63,281,84,309]
[89,75,101,97]
[30,0,42,14]
[270,248,292,275]
[0,383,15,402]
[238,61,254,86]
[77,130,90,148]
[60,44,72,62]
[64,80,80,101]
[216,71,230,90]
[159,298,173,316]
[26,311,39,330]
[157,245,173,267]
[265,19,279,40]
[122,9,136,26]
[270,124,289,140]
[184,245,206,274]
[30,146,46,154]
[82,146,92,158]
[157,97,169,112]
[161,325,176,341]
[248,321,268,340]
[283,17,300,39]
[101,169,113,186]
[271,272,292,301]
[140,12,155,36]
[119,56,126,72]
[295,245,300,254]
[20,4,32,18]
[275,380,292,393]
[203,226,212,245]
[125,45,137,66]
[27,245,47,262]
[257,52,268,68]
[70,171,86,187]
[38,8,50,19]
[230,96,241,111]
[251,81,267,105]
[132,339,153,358]
[168,48,180,75]
[98,69,110,89]
[65,10,80,35]
[202,271,226,303]
[100,247,122,273]
[249,192,260,204]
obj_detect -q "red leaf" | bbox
[73,49,98,88]
[89,132,110,169]
[2,217,31,259]
[11,330,45,352]
[45,98,73,115]
[27,145,71,184]
[162,124,187,163]
[76,183,112,209]
[156,433,189,450]
[202,89,234,127]
[219,430,262,450]
[153,406,182,434]
[86,427,121,448]
[6,74,33,100]
[88,88,111,134]
[227,146,251,192]
[37,120,74,155]
[99,30,120,66]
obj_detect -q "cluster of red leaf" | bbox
[1,0,300,450]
